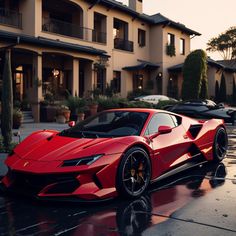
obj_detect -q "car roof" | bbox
[105,108,175,116]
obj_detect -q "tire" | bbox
[116,147,151,198]
[213,127,228,162]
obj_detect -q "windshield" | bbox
[59,111,149,138]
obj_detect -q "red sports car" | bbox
[1,109,228,201]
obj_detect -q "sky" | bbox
[120,0,236,60]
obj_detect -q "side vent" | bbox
[47,135,54,141]
[189,144,201,156]
[188,124,202,139]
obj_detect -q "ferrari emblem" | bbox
[23,162,29,167]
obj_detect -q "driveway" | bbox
[0,125,235,235]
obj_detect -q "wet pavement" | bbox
[0,126,236,236]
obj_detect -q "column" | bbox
[72,58,79,96]
[32,54,42,122]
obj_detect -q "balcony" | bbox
[42,17,106,44]
[0,8,22,28]
[114,38,134,52]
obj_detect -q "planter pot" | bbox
[89,104,98,116]
[77,113,85,123]
[13,117,22,129]
[47,105,57,122]
[62,109,71,122]
[56,115,66,124]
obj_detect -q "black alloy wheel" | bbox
[213,127,228,162]
[116,147,151,198]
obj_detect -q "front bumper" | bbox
[2,153,121,200]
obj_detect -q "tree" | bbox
[182,49,208,100]
[232,76,236,105]
[207,26,236,60]
[215,80,220,102]
[199,78,208,99]
[219,73,227,102]
[1,49,13,151]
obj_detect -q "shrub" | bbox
[182,49,207,100]
[65,96,87,114]
[232,77,236,105]
[199,78,209,99]
[219,73,227,102]
[127,89,151,101]
[0,136,18,153]
[1,49,13,151]
[44,92,54,104]
[13,100,21,109]
[13,109,23,129]
[97,96,127,111]
[215,80,220,102]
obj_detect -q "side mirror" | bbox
[149,125,172,141]
[158,125,172,134]
[68,121,75,127]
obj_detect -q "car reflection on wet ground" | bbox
[0,126,236,236]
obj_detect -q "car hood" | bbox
[13,130,136,162]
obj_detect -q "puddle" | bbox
[0,162,231,236]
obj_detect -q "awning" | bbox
[168,63,183,73]
[123,61,159,71]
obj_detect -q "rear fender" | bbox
[193,119,225,161]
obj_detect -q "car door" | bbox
[145,113,191,179]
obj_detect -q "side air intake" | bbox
[188,124,203,138]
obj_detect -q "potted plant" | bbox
[61,105,71,122]
[13,109,23,129]
[77,106,85,122]
[55,106,65,124]
[87,99,98,116]
[40,92,57,122]
[65,96,86,121]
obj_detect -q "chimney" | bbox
[129,0,143,14]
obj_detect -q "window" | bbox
[168,33,175,46]
[113,18,128,40]
[138,29,146,47]
[180,38,185,55]
[112,71,121,93]
[145,113,177,135]
[93,12,107,43]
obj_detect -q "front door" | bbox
[145,113,191,179]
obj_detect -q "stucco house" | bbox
[0,0,201,121]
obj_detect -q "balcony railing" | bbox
[0,8,22,28]
[92,30,106,44]
[42,17,106,44]
[114,38,134,52]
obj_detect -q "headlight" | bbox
[61,154,103,167]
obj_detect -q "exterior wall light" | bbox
[52,69,60,77]
[157,72,162,78]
